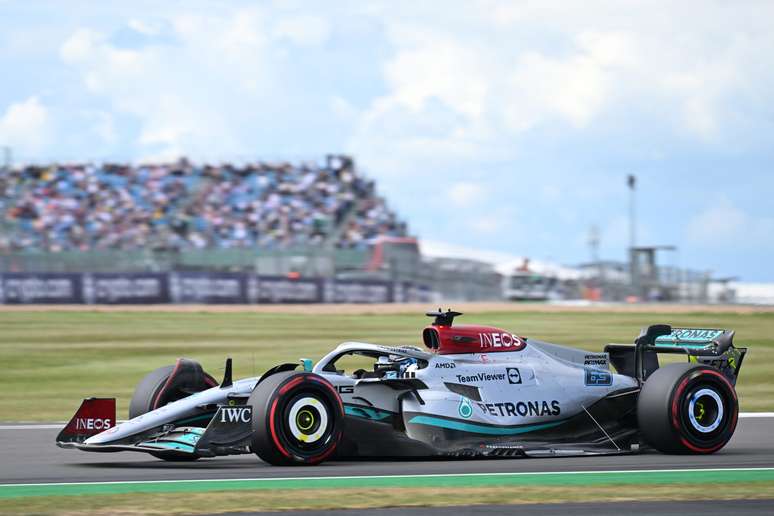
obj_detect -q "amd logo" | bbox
[220,407,252,424]
[75,418,112,431]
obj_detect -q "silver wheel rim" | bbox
[287,396,328,444]
[688,388,724,433]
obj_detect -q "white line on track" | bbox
[2,467,774,488]
[0,413,772,430]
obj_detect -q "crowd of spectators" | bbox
[0,155,408,252]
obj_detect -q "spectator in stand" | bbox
[1,156,409,252]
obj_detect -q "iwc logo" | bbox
[458,397,473,419]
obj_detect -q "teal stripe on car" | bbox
[407,415,564,435]
[344,405,392,421]
[172,432,202,445]
[141,441,196,453]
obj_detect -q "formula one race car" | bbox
[57,310,747,465]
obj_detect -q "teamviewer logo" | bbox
[506,367,522,384]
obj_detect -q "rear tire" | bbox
[248,371,343,466]
[638,363,738,454]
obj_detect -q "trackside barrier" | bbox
[0,272,430,304]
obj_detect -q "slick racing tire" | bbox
[249,371,343,466]
[129,359,217,419]
[129,359,217,462]
[638,363,738,454]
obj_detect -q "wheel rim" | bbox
[675,371,736,450]
[285,395,330,446]
[687,388,724,433]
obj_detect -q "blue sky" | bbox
[1,1,773,280]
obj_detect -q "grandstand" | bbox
[0,155,406,252]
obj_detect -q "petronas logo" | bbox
[458,397,473,419]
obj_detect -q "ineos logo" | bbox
[75,418,112,431]
[220,407,252,424]
[479,333,525,349]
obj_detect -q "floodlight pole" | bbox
[627,175,638,296]
[628,174,636,252]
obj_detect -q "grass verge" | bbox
[3,483,774,515]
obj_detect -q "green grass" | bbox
[3,483,774,515]
[1,309,772,421]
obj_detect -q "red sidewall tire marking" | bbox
[268,397,291,459]
[279,376,305,395]
[204,374,218,388]
[152,359,182,410]
[671,377,691,433]
[679,435,727,454]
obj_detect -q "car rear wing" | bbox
[605,325,747,386]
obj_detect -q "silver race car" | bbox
[57,310,746,465]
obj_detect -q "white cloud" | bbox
[348,1,774,177]
[330,96,358,122]
[59,9,274,159]
[685,199,774,249]
[60,28,102,63]
[0,96,52,155]
[90,110,116,144]
[469,214,501,234]
[127,18,162,36]
[347,23,638,176]
[381,27,488,119]
[50,2,774,167]
[272,15,330,47]
[448,181,485,205]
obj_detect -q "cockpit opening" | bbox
[322,350,427,380]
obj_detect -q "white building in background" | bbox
[420,240,771,305]
[730,283,774,305]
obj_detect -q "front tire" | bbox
[129,359,217,419]
[248,371,343,466]
[638,363,738,454]
[128,359,217,462]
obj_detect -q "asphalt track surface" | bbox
[1,416,773,485]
